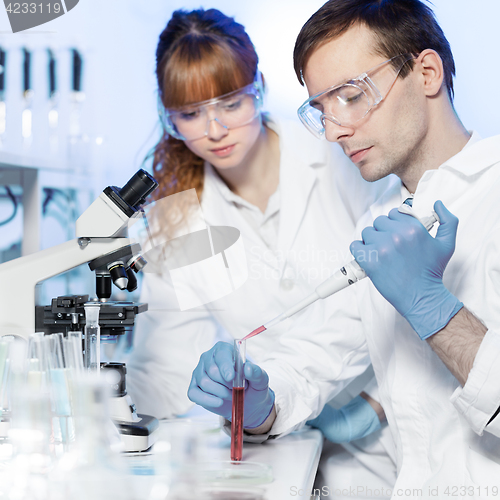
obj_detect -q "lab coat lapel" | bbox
[367,181,404,224]
[276,142,320,275]
[201,164,269,250]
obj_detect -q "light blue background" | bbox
[0,0,498,183]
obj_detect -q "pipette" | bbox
[243,203,440,341]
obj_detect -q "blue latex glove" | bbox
[307,395,381,443]
[350,200,463,340]
[187,341,275,429]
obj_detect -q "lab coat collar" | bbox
[201,119,328,261]
[201,163,263,250]
[375,132,499,208]
[424,131,500,180]
[203,161,251,210]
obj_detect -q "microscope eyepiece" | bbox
[118,169,158,209]
[102,169,158,219]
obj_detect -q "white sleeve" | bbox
[258,286,371,437]
[450,329,500,437]
[125,270,218,419]
[450,228,500,437]
[360,372,380,402]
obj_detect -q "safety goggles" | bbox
[159,72,264,141]
[297,54,415,139]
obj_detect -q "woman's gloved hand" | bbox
[307,395,381,443]
[188,341,275,429]
[350,200,463,339]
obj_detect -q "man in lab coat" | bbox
[189,0,500,494]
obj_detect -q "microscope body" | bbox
[0,194,136,337]
[0,169,159,452]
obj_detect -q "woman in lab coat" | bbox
[126,8,396,498]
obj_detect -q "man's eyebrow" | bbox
[308,68,366,102]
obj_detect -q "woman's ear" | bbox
[258,71,266,94]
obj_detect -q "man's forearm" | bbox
[360,391,386,423]
[427,307,487,386]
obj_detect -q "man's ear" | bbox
[417,49,445,97]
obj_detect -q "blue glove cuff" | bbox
[243,388,276,429]
[307,395,381,443]
[340,395,381,442]
[404,289,463,340]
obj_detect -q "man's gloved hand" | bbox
[350,200,463,340]
[307,395,381,443]
[187,341,275,429]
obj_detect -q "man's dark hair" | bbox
[293,0,455,99]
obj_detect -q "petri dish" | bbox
[197,486,266,499]
[196,460,273,486]
[168,485,266,500]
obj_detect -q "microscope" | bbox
[0,169,160,452]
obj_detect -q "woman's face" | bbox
[173,80,264,170]
[183,113,263,170]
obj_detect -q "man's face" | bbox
[303,24,428,185]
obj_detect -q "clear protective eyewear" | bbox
[159,72,264,141]
[298,54,415,139]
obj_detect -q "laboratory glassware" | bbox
[84,302,100,372]
[231,339,245,461]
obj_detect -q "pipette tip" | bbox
[241,325,266,342]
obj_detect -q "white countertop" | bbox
[125,413,324,500]
[212,426,323,499]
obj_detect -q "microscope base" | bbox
[114,414,159,453]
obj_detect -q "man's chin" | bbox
[358,164,385,183]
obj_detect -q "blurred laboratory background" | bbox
[0,0,499,303]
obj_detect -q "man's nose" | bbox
[323,116,355,143]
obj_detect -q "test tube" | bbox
[84,303,100,373]
[47,333,74,446]
[231,339,246,462]
[0,336,14,420]
[64,332,84,373]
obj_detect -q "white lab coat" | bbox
[126,118,397,497]
[266,133,500,497]
[126,118,389,418]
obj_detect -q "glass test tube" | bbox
[0,337,14,423]
[84,303,100,373]
[48,333,74,446]
[231,339,246,462]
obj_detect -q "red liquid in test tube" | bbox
[231,386,244,461]
[231,339,246,461]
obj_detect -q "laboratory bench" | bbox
[126,413,324,500]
